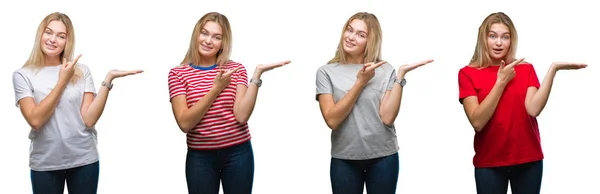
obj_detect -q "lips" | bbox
[344,40,356,47]
[45,43,57,50]
[200,44,213,51]
[492,48,503,52]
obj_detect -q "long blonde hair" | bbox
[181,12,233,66]
[470,12,518,68]
[24,12,81,84]
[328,12,383,64]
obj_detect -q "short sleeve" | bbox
[168,69,186,100]
[82,65,96,96]
[458,69,476,104]
[13,71,33,107]
[386,66,397,91]
[315,67,333,101]
[234,64,249,87]
[527,64,541,89]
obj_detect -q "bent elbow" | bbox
[526,109,541,118]
[471,121,485,133]
[83,119,96,129]
[28,119,44,131]
[325,120,339,131]
[381,116,395,127]
[30,123,43,131]
[235,115,249,125]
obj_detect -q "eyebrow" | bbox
[489,31,510,35]
[45,27,67,35]
[201,28,222,36]
[348,25,367,34]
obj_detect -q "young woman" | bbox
[315,12,433,194]
[167,12,290,194]
[457,12,587,194]
[12,12,143,194]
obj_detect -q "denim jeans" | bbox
[186,140,254,194]
[330,153,399,194]
[475,160,543,194]
[30,161,100,194]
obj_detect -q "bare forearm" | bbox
[471,82,506,131]
[178,89,221,133]
[325,81,366,130]
[82,76,112,128]
[528,68,556,117]
[235,72,261,124]
[29,80,68,129]
[380,83,403,126]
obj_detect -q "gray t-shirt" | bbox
[315,62,399,160]
[13,64,99,171]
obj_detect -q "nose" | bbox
[348,33,357,41]
[494,38,502,46]
[49,35,57,43]
[205,36,214,45]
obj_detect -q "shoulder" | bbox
[75,63,92,73]
[458,65,475,74]
[13,67,29,75]
[223,60,245,69]
[515,61,535,71]
[169,65,190,73]
[318,63,338,72]
[380,62,394,71]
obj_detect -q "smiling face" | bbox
[197,21,223,59]
[41,20,67,58]
[342,19,368,58]
[487,23,511,61]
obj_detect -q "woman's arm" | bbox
[233,61,290,124]
[461,59,523,132]
[379,59,433,126]
[15,57,78,130]
[170,67,238,133]
[81,69,143,128]
[318,61,386,130]
[525,62,587,117]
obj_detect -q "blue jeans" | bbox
[475,160,543,194]
[186,140,254,194]
[330,153,399,194]
[30,161,100,194]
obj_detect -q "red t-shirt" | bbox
[168,61,251,150]
[458,63,543,168]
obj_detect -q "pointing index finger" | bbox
[506,58,525,69]
[72,54,82,65]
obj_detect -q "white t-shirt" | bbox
[12,64,99,171]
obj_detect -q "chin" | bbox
[199,52,217,58]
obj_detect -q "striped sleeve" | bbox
[168,69,186,100]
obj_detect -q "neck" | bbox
[44,55,61,66]
[490,58,504,66]
[195,56,217,67]
[346,54,363,64]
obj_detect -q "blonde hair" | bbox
[470,12,518,68]
[181,12,233,66]
[328,12,383,64]
[24,12,81,84]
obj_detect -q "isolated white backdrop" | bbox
[1,0,598,193]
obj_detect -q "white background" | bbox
[1,0,598,193]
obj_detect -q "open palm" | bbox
[108,69,144,79]
[552,62,587,71]
[398,59,434,77]
[256,60,291,73]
